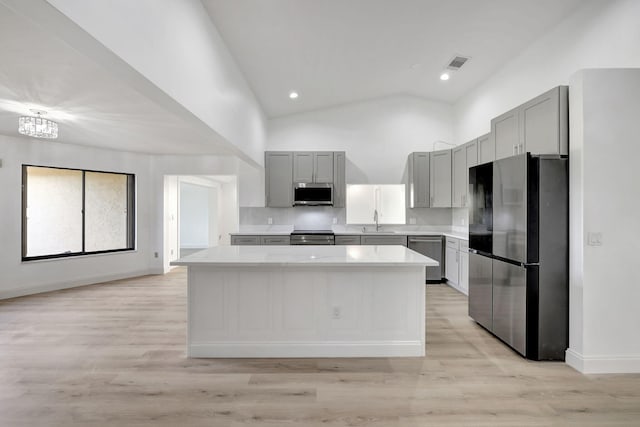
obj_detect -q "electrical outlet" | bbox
[332,306,342,319]
[267,217,273,225]
[587,232,603,246]
[332,217,338,224]
[409,217,416,225]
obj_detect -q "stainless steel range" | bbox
[290,230,335,245]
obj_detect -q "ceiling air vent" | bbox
[446,55,470,70]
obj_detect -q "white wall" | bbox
[453,0,640,143]
[266,94,453,189]
[45,0,267,166]
[179,182,212,249]
[566,69,640,374]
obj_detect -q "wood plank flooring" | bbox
[1,268,639,426]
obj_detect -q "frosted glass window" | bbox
[25,167,83,257]
[346,184,406,224]
[85,172,129,252]
[22,165,135,260]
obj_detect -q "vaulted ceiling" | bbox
[203,0,583,117]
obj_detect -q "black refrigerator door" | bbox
[468,162,493,255]
[492,258,527,356]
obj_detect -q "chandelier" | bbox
[18,110,58,139]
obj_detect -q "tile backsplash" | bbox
[240,206,457,228]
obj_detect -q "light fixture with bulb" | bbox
[440,72,450,81]
[18,109,58,139]
[289,91,299,99]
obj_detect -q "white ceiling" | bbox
[0,4,234,155]
[203,0,583,118]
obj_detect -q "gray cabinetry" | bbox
[429,149,452,207]
[231,235,260,245]
[333,151,346,208]
[361,235,407,246]
[464,140,478,208]
[335,235,361,245]
[260,235,291,245]
[265,151,293,207]
[445,237,459,284]
[477,132,494,164]
[520,86,568,156]
[452,145,466,208]
[492,108,520,161]
[407,152,430,208]
[293,152,334,183]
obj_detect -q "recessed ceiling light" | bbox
[440,72,450,81]
[289,91,299,99]
[410,63,421,69]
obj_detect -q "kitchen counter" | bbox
[172,245,434,358]
[230,226,468,241]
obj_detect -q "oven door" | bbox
[293,183,333,206]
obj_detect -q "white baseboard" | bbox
[566,348,640,374]
[189,341,425,358]
[0,269,158,300]
[445,280,468,296]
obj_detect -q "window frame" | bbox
[21,164,136,261]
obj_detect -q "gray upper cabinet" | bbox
[464,140,478,208]
[429,149,452,207]
[407,152,430,208]
[491,86,569,162]
[333,151,346,208]
[265,151,293,207]
[477,133,494,164]
[492,108,520,161]
[452,145,466,208]
[293,152,334,183]
[520,86,568,156]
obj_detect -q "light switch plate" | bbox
[409,217,417,225]
[267,217,273,225]
[332,217,338,224]
[587,232,603,246]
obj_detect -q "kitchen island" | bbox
[171,245,437,358]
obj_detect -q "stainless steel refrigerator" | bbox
[468,153,568,361]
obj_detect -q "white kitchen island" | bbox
[171,245,437,358]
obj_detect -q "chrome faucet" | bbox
[373,209,380,232]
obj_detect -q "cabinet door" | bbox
[260,236,291,245]
[519,86,568,156]
[452,145,466,208]
[445,246,459,284]
[361,235,407,246]
[459,250,469,295]
[231,235,260,245]
[464,140,478,208]
[314,152,334,183]
[477,133,494,165]
[492,108,520,161]
[265,152,293,207]
[429,149,452,207]
[408,152,430,208]
[335,235,361,245]
[333,151,346,208]
[293,152,314,183]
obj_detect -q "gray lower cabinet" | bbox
[360,235,407,246]
[477,132,494,165]
[429,149,452,207]
[265,151,293,207]
[260,235,291,245]
[407,152,430,208]
[231,235,260,245]
[335,235,361,245]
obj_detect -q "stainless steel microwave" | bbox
[293,183,333,206]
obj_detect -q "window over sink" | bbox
[346,184,405,225]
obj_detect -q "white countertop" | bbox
[171,245,439,267]
[230,226,468,241]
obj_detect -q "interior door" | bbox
[468,252,492,331]
[493,154,527,263]
[492,258,527,356]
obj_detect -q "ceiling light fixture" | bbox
[440,72,450,81]
[289,91,299,99]
[18,109,58,139]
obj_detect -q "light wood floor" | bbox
[1,269,639,426]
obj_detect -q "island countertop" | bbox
[171,245,438,267]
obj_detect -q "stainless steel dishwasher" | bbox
[407,236,444,283]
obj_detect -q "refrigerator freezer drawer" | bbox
[468,252,493,331]
[492,258,527,356]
